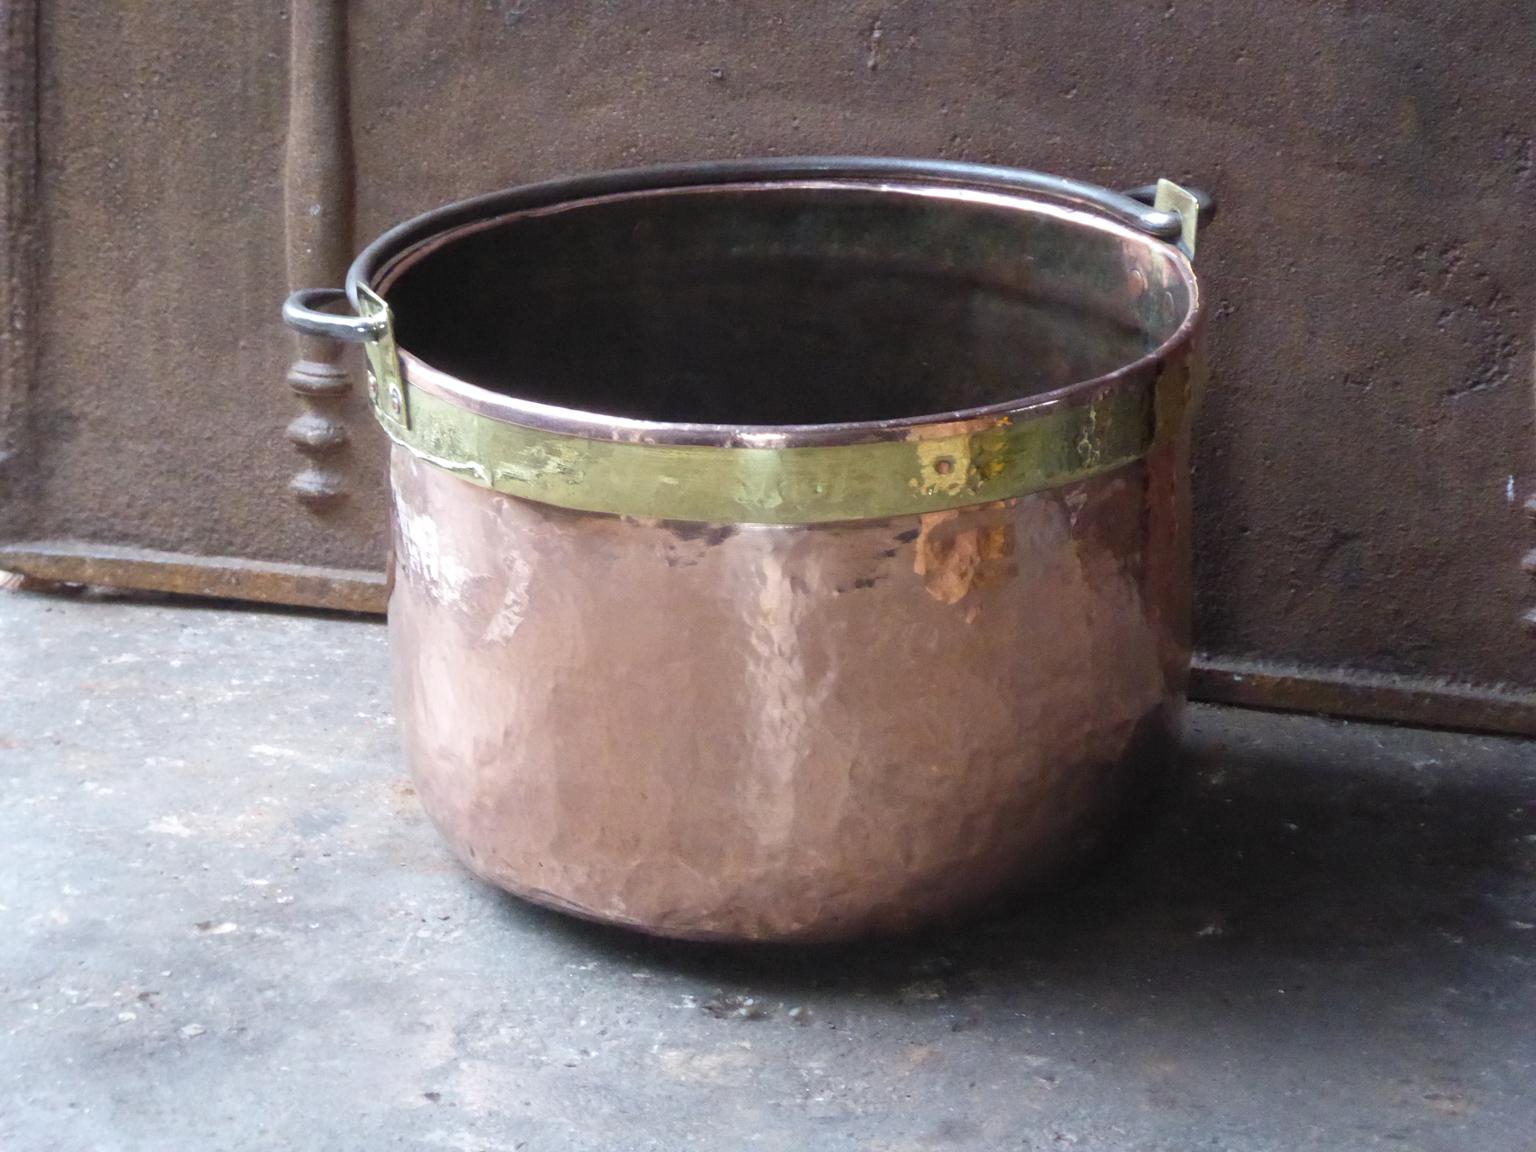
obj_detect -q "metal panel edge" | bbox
[1191,655,1536,739]
[0,542,387,615]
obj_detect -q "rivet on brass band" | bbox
[371,381,1158,525]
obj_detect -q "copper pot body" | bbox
[341,161,1203,941]
[388,439,1192,941]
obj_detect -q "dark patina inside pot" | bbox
[385,183,1192,429]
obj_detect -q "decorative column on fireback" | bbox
[284,0,354,506]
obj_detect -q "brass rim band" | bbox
[368,370,1160,525]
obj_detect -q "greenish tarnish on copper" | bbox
[368,379,1156,525]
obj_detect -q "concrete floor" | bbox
[1,588,1534,1152]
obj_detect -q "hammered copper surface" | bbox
[389,443,1187,941]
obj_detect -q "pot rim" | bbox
[348,157,1202,450]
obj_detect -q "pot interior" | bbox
[384,182,1195,428]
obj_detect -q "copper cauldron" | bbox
[284,158,1210,942]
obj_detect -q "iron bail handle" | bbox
[283,165,1217,345]
[686,159,1215,244]
[282,287,388,343]
[766,160,1216,244]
